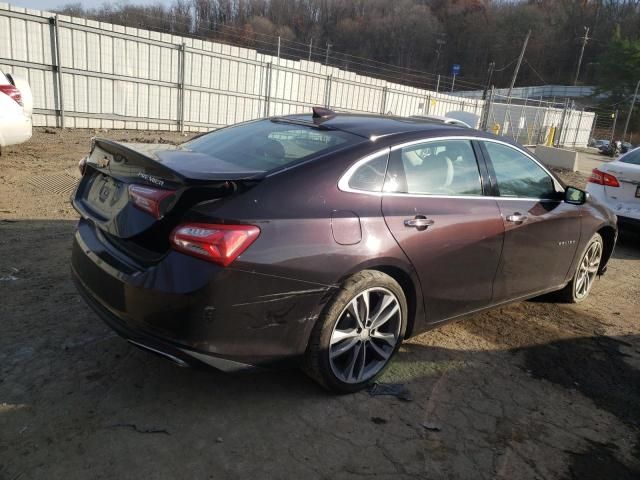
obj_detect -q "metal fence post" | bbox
[380,86,388,114]
[325,74,332,108]
[572,109,583,147]
[50,15,64,128]
[264,63,272,117]
[588,113,597,143]
[178,43,186,132]
[480,86,493,131]
[516,94,528,144]
[425,94,431,115]
[610,110,618,143]
[555,99,568,147]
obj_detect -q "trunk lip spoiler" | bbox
[90,138,266,183]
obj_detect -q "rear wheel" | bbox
[558,233,603,303]
[304,270,407,393]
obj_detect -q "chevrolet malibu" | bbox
[71,109,617,393]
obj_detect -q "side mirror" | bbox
[565,186,587,205]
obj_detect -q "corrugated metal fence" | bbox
[0,3,594,148]
[0,3,482,132]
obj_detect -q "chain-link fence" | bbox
[585,108,619,144]
[481,92,600,148]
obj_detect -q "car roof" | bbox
[410,114,472,127]
[278,112,463,139]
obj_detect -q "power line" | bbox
[524,59,547,85]
[493,57,519,72]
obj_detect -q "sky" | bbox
[9,0,170,11]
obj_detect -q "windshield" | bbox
[183,120,364,172]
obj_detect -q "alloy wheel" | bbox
[574,240,602,300]
[329,287,401,384]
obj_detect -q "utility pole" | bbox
[574,26,590,86]
[482,61,495,100]
[507,29,531,98]
[622,79,640,141]
[308,38,313,62]
[325,42,332,66]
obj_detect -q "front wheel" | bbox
[304,270,407,393]
[558,233,603,303]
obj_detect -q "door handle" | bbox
[404,215,434,230]
[506,213,527,224]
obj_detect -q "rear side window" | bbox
[391,140,482,195]
[620,148,640,165]
[184,120,363,172]
[483,142,556,199]
[348,154,388,192]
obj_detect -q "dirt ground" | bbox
[1,128,639,479]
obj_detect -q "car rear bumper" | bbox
[71,219,332,369]
[618,215,640,230]
[0,116,32,147]
[587,184,640,221]
[72,271,255,371]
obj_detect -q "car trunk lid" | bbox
[72,139,263,257]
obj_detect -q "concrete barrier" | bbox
[534,145,579,172]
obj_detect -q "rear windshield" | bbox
[620,148,640,166]
[183,119,363,172]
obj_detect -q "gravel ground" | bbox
[1,128,639,479]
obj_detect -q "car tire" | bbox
[304,270,407,393]
[557,233,604,303]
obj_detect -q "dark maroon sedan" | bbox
[71,109,617,392]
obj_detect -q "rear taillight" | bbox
[128,184,175,219]
[170,223,260,266]
[589,168,620,187]
[0,84,23,106]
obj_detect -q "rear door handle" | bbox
[506,213,527,224]
[404,215,434,230]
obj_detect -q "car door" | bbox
[381,138,504,323]
[479,140,582,302]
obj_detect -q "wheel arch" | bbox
[368,265,419,338]
[597,225,617,273]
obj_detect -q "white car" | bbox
[587,147,640,228]
[410,115,472,128]
[0,70,33,153]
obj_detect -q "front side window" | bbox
[483,142,556,199]
[184,120,364,172]
[390,139,482,195]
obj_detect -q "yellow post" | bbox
[546,126,556,146]
[492,123,500,135]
